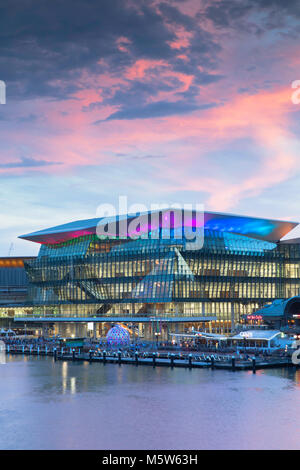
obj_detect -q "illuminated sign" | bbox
[240,332,253,338]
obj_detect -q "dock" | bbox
[4,345,295,372]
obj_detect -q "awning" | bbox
[229,330,281,341]
[170,332,227,341]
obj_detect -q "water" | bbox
[0,355,300,450]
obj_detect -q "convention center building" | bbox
[14,209,300,338]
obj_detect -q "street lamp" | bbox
[154,331,161,349]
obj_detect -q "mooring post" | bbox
[252,357,256,374]
[103,350,106,364]
[153,352,156,367]
[188,353,193,368]
[118,350,122,365]
[22,345,24,354]
[89,349,92,362]
[37,346,40,355]
[54,348,57,361]
[45,346,47,355]
[211,356,215,369]
[135,351,139,366]
[231,356,236,371]
[170,353,174,368]
[72,348,76,361]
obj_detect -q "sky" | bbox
[1,0,300,256]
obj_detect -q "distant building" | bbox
[14,209,300,338]
[0,257,34,327]
[249,296,300,332]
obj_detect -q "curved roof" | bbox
[253,296,300,319]
[19,210,298,245]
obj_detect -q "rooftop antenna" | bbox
[8,243,14,257]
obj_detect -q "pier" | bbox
[5,345,294,372]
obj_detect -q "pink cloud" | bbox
[167,29,193,50]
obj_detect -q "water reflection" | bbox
[70,377,76,394]
[1,355,300,450]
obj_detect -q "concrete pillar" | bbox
[75,323,87,337]
[99,323,105,338]
[144,323,152,341]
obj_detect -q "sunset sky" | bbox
[1,0,300,255]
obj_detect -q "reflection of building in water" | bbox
[0,340,5,364]
[70,377,76,394]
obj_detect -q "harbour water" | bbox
[1,355,300,450]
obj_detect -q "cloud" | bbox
[203,0,300,31]
[114,153,166,159]
[1,0,300,255]
[96,100,217,121]
[0,157,62,169]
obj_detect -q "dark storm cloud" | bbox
[0,157,61,168]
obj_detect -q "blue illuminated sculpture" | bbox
[106,325,130,347]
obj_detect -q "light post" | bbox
[150,316,155,348]
[154,332,161,350]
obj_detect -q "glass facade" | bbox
[18,224,300,333]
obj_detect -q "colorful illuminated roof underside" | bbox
[18,210,298,245]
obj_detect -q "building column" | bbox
[231,303,235,332]
[144,323,152,341]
